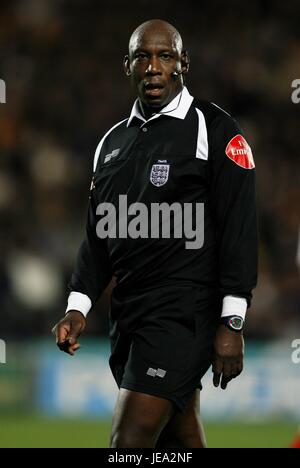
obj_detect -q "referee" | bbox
[52,19,258,448]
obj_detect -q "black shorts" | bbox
[109,282,221,413]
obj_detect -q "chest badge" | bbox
[150,160,170,187]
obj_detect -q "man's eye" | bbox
[135,54,147,60]
[161,54,172,60]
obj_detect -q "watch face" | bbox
[229,317,243,330]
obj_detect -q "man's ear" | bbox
[181,50,190,76]
[123,55,132,76]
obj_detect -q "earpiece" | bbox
[171,70,184,79]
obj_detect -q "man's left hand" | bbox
[212,324,244,390]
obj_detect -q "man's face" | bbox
[125,29,185,108]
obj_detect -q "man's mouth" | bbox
[144,82,164,98]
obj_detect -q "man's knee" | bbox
[156,390,207,448]
[110,389,174,448]
[156,418,207,449]
[110,420,159,448]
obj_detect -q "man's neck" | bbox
[138,101,163,121]
[138,87,184,121]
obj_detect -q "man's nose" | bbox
[145,57,162,75]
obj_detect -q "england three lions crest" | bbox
[150,160,171,187]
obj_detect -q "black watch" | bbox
[220,315,244,332]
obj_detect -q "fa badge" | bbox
[150,160,170,187]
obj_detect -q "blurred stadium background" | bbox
[0,0,300,448]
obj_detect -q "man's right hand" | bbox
[52,311,86,356]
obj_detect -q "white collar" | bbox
[126,86,194,127]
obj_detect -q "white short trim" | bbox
[195,108,208,161]
[65,291,92,318]
[221,295,247,320]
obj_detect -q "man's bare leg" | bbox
[155,389,207,448]
[110,389,174,448]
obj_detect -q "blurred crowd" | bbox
[0,0,299,339]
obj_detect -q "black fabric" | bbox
[109,283,221,412]
[69,193,112,304]
[68,95,258,403]
[69,97,258,308]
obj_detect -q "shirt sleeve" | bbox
[209,113,258,310]
[66,189,112,316]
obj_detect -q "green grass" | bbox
[0,416,111,448]
[205,423,298,448]
[0,416,297,448]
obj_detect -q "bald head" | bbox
[124,19,189,109]
[129,19,183,58]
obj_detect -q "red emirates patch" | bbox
[225,134,255,169]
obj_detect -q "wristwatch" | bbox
[220,315,244,332]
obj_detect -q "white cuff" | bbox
[221,296,247,321]
[65,291,92,318]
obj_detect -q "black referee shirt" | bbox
[67,87,258,317]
